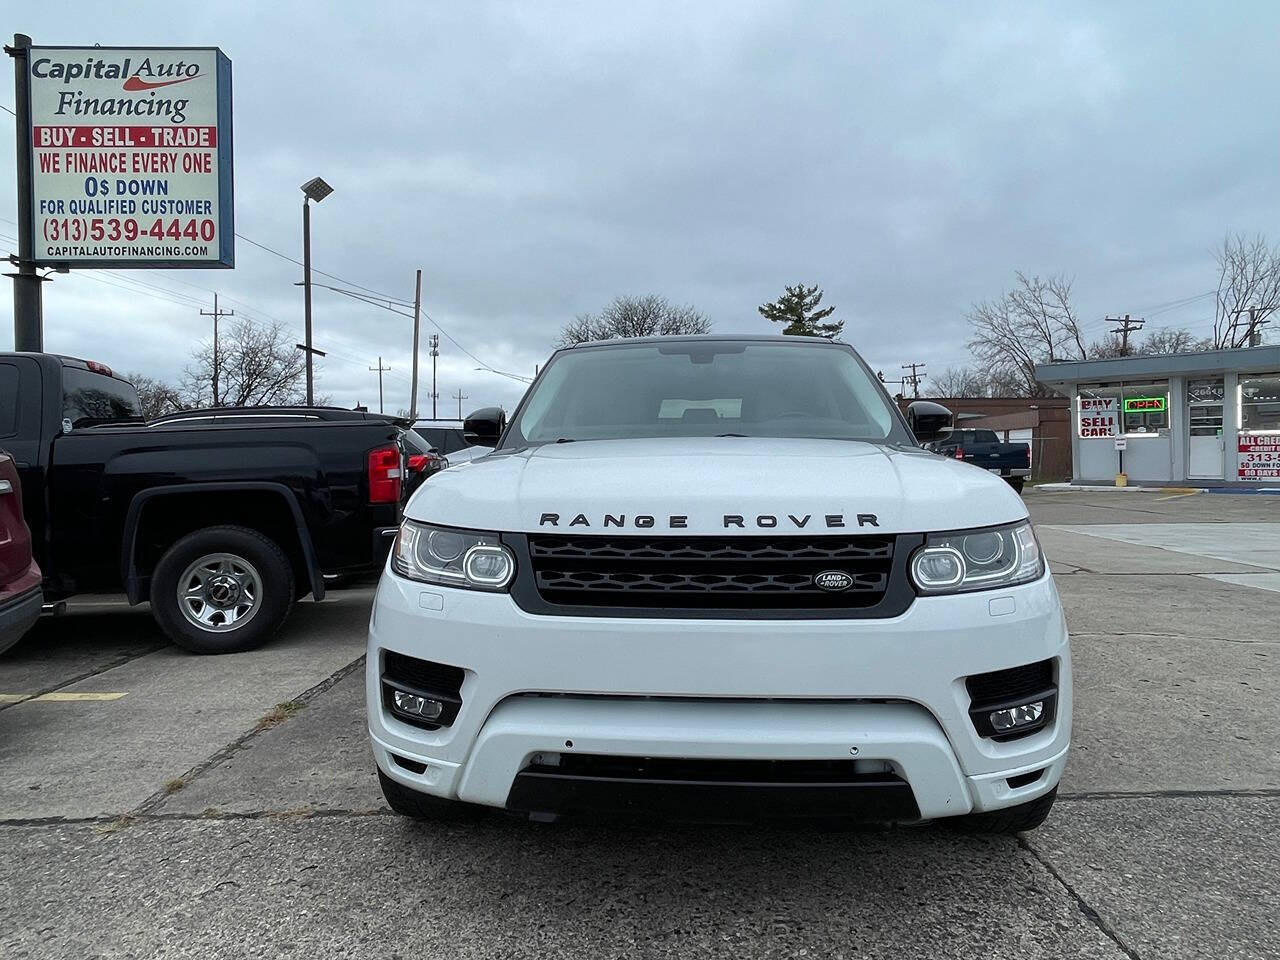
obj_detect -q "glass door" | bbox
[1186,379,1225,479]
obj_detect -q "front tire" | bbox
[377,768,484,821]
[949,787,1057,834]
[151,525,295,654]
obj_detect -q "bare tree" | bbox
[556,295,711,347]
[1141,326,1212,355]
[124,372,182,419]
[1212,234,1280,347]
[927,366,992,397]
[181,318,309,408]
[926,365,1026,398]
[965,272,1088,395]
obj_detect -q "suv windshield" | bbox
[505,340,906,446]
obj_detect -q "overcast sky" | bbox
[4,2,1279,413]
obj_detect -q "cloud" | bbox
[3,1,1278,410]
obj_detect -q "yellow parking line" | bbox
[1154,490,1201,501]
[0,692,128,703]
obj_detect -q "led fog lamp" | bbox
[392,690,444,720]
[990,700,1044,732]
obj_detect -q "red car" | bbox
[0,451,41,654]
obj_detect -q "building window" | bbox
[1078,381,1169,437]
[1240,374,1280,434]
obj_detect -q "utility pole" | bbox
[453,387,469,419]
[6,34,44,351]
[369,357,391,414]
[409,269,423,420]
[1230,306,1269,347]
[901,362,927,399]
[429,333,440,419]
[1106,314,1144,356]
[199,294,234,406]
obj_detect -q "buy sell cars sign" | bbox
[25,46,233,267]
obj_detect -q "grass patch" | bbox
[256,700,303,731]
[94,813,139,835]
[162,777,188,795]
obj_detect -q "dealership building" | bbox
[1035,345,1280,487]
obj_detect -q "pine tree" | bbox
[757,284,843,338]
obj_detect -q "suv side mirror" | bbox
[463,407,506,447]
[907,400,952,444]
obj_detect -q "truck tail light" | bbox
[368,445,403,503]
[954,447,964,459]
[407,454,429,472]
[1026,445,1032,465]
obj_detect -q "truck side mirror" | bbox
[907,400,953,444]
[463,407,506,447]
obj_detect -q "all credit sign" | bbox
[25,46,233,268]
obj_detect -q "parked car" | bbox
[369,335,1067,832]
[0,451,42,655]
[400,428,448,497]
[928,429,1031,492]
[0,353,408,654]
[412,418,486,467]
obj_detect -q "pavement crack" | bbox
[1059,787,1280,801]
[0,644,165,713]
[129,654,367,817]
[1071,631,1277,645]
[1019,835,1143,960]
[0,808,392,827]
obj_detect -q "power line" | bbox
[234,232,412,305]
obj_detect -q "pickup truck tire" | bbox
[1007,478,1025,494]
[948,787,1057,834]
[150,525,295,654]
[377,768,485,821]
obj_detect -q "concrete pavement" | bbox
[1,489,1277,958]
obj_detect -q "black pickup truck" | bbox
[927,428,1032,492]
[0,352,405,654]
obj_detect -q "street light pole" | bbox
[302,198,314,405]
[298,177,334,407]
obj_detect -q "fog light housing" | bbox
[392,689,444,721]
[989,700,1044,732]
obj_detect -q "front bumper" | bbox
[0,581,43,655]
[367,568,1071,821]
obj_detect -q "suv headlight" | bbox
[910,520,1043,595]
[392,520,516,591]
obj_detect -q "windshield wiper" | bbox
[553,437,577,443]
[715,433,747,438]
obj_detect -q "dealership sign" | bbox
[1238,435,1280,480]
[1078,396,1119,437]
[25,46,233,267]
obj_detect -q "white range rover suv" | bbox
[368,335,1070,831]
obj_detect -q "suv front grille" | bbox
[525,534,896,610]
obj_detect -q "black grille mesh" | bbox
[527,534,895,609]
[965,659,1054,706]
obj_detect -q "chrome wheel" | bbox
[177,553,263,633]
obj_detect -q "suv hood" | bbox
[406,437,1027,535]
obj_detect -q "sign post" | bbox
[5,34,43,351]
[8,38,234,347]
